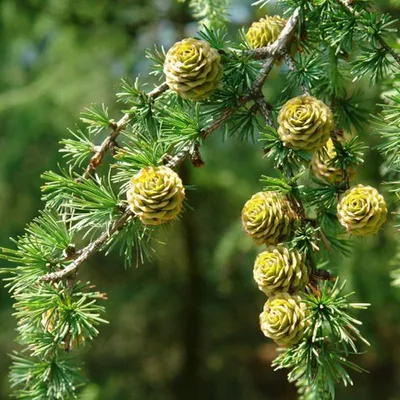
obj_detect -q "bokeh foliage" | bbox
[1,0,400,399]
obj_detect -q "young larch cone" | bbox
[163,38,223,101]
[311,138,356,184]
[277,95,334,152]
[260,293,308,347]
[127,166,185,226]
[253,246,308,296]
[337,184,387,236]
[246,15,286,49]
[241,191,298,245]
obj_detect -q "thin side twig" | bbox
[284,53,310,96]
[253,93,274,127]
[279,54,342,256]
[82,82,169,179]
[337,0,400,67]
[41,208,133,282]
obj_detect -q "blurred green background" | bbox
[1,0,400,399]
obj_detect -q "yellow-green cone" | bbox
[246,15,286,49]
[127,166,185,226]
[311,138,356,184]
[278,96,334,152]
[241,191,298,245]
[337,184,387,236]
[253,246,308,296]
[260,293,307,347]
[164,38,223,101]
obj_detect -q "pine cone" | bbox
[253,246,308,296]
[337,184,387,236]
[260,293,307,347]
[311,138,356,184]
[127,166,185,226]
[241,191,298,245]
[246,15,286,49]
[278,96,334,152]
[164,38,223,101]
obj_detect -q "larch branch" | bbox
[82,82,169,179]
[284,53,311,96]
[167,7,300,168]
[40,8,300,282]
[337,0,400,67]
[253,94,274,127]
[41,208,133,282]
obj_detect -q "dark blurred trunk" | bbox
[176,161,203,400]
[169,5,204,397]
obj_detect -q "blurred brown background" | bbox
[1,0,400,399]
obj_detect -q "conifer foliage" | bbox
[1,0,400,398]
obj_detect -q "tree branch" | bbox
[40,7,300,282]
[225,13,298,61]
[166,7,300,168]
[82,82,169,179]
[274,52,344,259]
[41,208,133,282]
[281,49,351,193]
[253,94,274,127]
[284,53,311,96]
[337,0,400,67]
